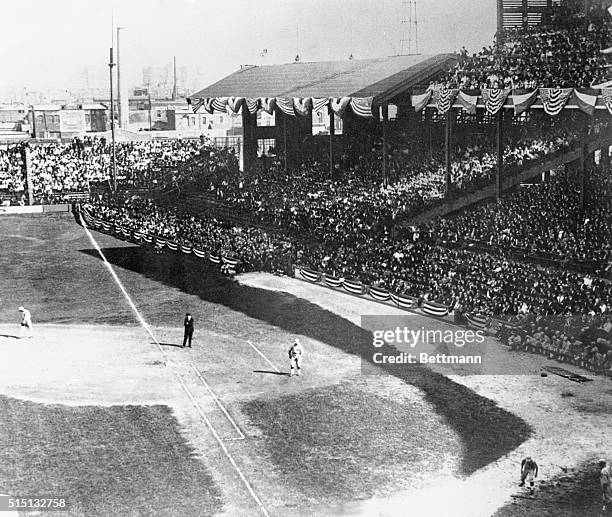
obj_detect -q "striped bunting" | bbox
[350,97,374,118]
[299,268,320,282]
[246,98,259,114]
[602,89,612,115]
[481,88,510,115]
[324,274,342,288]
[539,88,573,116]
[192,248,207,258]
[208,253,221,263]
[369,286,391,302]
[330,97,351,116]
[293,98,312,116]
[465,313,491,329]
[276,97,295,116]
[101,222,110,231]
[342,278,363,295]
[422,300,449,317]
[166,241,178,251]
[133,231,143,240]
[121,229,131,238]
[390,293,414,309]
[191,98,206,114]
[222,256,239,267]
[312,97,330,112]
[142,235,152,243]
[180,245,192,254]
[259,97,276,114]
[203,98,215,114]
[512,89,538,115]
[226,97,245,114]
[573,88,597,116]
[411,90,432,112]
[211,97,228,112]
[456,91,478,114]
[432,89,459,114]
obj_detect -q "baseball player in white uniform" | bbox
[600,459,612,513]
[288,339,303,376]
[18,306,33,338]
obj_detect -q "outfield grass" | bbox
[243,382,461,503]
[0,395,223,517]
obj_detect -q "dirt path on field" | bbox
[238,272,612,517]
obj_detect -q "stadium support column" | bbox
[382,103,389,186]
[496,110,504,202]
[579,114,589,210]
[283,111,288,175]
[241,107,256,173]
[496,0,504,42]
[444,110,452,198]
[23,146,33,206]
[328,104,335,180]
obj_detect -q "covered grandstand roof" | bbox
[189,54,456,103]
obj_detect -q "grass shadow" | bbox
[79,245,532,475]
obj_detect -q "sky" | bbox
[0,0,495,96]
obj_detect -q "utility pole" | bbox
[172,56,177,101]
[117,27,122,128]
[108,47,117,195]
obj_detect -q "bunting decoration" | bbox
[342,278,364,294]
[324,274,343,288]
[259,97,276,114]
[512,89,538,115]
[299,268,320,282]
[432,88,459,114]
[369,286,391,302]
[208,253,221,264]
[293,97,312,116]
[312,97,330,113]
[203,98,215,114]
[191,98,206,114]
[330,97,351,117]
[211,97,229,112]
[390,293,415,309]
[411,90,432,113]
[573,88,598,116]
[276,97,295,116]
[456,91,478,114]
[422,300,450,317]
[226,97,245,114]
[482,88,510,115]
[246,98,259,114]
[465,313,491,329]
[349,96,374,118]
[539,88,573,116]
[603,89,612,116]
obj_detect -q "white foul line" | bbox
[190,363,245,440]
[81,215,270,517]
[246,340,281,373]
[79,214,172,364]
[178,378,270,517]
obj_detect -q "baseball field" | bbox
[0,212,610,517]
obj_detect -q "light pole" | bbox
[108,46,117,194]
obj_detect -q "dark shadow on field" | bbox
[253,370,290,376]
[80,245,532,475]
[0,394,223,517]
[156,342,183,348]
[0,334,20,339]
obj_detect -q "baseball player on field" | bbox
[288,338,303,376]
[599,459,612,513]
[519,456,538,495]
[18,306,33,338]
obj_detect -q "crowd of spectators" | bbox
[438,0,611,89]
[0,137,236,204]
[430,167,612,270]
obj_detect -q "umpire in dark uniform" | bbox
[183,313,194,348]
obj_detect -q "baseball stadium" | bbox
[1,1,612,516]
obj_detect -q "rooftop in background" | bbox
[190,54,457,104]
